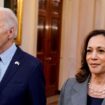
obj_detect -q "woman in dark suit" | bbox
[59,30,105,105]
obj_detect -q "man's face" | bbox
[0,18,13,54]
[0,24,10,53]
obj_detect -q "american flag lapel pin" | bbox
[14,61,20,66]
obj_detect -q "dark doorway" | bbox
[37,0,63,97]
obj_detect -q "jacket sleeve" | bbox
[59,80,68,105]
[28,62,46,105]
[59,78,74,105]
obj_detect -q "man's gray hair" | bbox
[0,7,18,38]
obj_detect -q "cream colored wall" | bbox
[59,0,74,89]
[95,0,105,29]
[0,0,4,6]
[20,0,38,56]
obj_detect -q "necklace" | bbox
[88,83,105,98]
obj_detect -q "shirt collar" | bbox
[0,43,17,64]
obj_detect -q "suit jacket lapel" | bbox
[71,78,89,105]
[0,47,22,93]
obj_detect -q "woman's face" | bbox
[86,35,105,75]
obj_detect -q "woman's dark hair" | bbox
[75,29,105,83]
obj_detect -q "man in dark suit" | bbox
[0,7,46,105]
